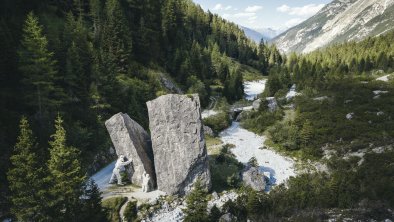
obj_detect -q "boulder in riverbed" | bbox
[147,94,211,195]
[252,99,261,110]
[105,113,156,187]
[241,166,266,191]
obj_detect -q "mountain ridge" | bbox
[272,0,394,54]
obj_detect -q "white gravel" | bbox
[376,74,391,82]
[219,122,296,186]
[244,80,267,101]
[144,206,184,222]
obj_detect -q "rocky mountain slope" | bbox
[272,0,394,54]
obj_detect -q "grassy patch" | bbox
[102,197,128,222]
[206,136,223,156]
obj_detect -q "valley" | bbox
[1,0,394,221]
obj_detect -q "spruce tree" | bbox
[18,12,62,118]
[300,120,313,146]
[63,12,93,106]
[47,115,85,221]
[7,117,48,221]
[101,0,132,75]
[183,180,208,222]
[80,179,106,222]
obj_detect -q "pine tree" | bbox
[80,179,106,222]
[18,12,63,118]
[101,0,132,76]
[63,12,93,106]
[7,117,48,221]
[300,120,313,146]
[47,115,86,221]
[209,205,221,222]
[183,180,209,222]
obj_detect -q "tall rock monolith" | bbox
[105,113,156,187]
[147,94,211,195]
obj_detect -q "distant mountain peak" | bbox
[241,26,283,43]
[272,0,394,53]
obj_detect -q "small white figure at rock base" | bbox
[142,171,151,193]
[109,155,132,186]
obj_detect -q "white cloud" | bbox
[213,3,233,11]
[285,18,305,27]
[277,4,325,17]
[233,12,256,18]
[213,4,223,11]
[248,15,258,21]
[222,12,257,23]
[245,5,263,13]
[277,5,291,13]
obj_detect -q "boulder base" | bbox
[105,113,156,187]
[147,94,211,195]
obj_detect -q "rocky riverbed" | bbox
[219,122,295,188]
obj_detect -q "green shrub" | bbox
[210,145,243,192]
[203,112,231,133]
[241,109,284,134]
[123,201,138,222]
[227,173,241,188]
[248,157,258,167]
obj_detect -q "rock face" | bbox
[147,94,211,195]
[105,113,156,187]
[241,166,266,191]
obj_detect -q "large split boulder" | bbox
[147,94,211,195]
[105,113,156,187]
[241,166,266,191]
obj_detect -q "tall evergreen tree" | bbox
[183,180,209,222]
[101,0,132,76]
[7,117,48,221]
[80,179,107,222]
[47,115,85,221]
[18,12,63,118]
[300,120,313,146]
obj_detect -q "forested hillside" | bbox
[0,0,288,219]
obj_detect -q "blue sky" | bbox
[192,0,332,31]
